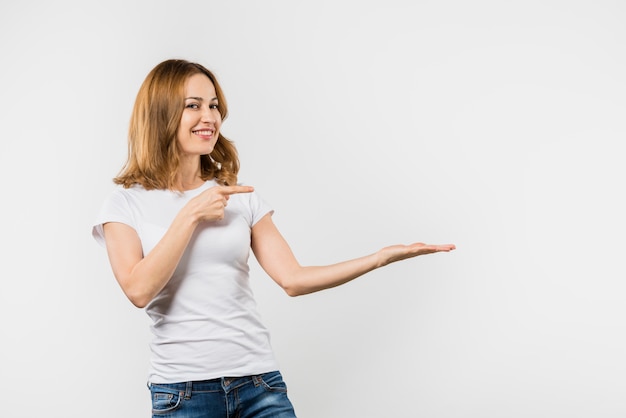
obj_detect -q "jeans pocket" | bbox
[151,387,183,415]
[259,371,288,393]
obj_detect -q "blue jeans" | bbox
[148,371,297,417]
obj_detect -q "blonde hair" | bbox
[114,59,239,190]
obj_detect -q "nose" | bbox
[201,105,216,123]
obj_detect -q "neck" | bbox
[178,177,204,191]
[176,162,203,191]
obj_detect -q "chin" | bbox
[201,145,215,155]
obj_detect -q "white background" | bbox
[1,1,625,417]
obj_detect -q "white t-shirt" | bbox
[92,180,279,383]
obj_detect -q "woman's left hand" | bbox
[377,242,456,267]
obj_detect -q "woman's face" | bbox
[177,73,222,157]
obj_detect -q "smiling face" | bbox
[177,73,223,157]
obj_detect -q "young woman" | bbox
[92,59,455,417]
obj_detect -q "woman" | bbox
[92,58,455,417]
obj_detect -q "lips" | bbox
[193,129,215,138]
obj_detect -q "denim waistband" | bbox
[148,372,275,394]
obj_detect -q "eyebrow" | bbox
[184,96,218,101]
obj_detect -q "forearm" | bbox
[282,252,382,296]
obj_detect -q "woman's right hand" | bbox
[187,185,254,223]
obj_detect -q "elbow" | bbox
[281,280,312,297]
[280,279,304,297]
[129,297,149,309]
[127,294,150,309]
[124,288,154,309]
[284,287,301,297]
[116,275,161,308]
[272,267,311,297]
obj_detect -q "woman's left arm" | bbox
[251,213,455,297]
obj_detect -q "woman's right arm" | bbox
[103,214,197,308]
[102,185,253,308]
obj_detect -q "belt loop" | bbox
[252,375,262,387]
[184,381,192,400]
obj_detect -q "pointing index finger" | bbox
[220,185,255,195]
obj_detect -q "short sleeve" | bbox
[245,187,274,226]
[91,188,136,247]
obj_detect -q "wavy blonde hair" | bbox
[114,59,239,190]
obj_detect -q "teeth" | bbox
[194,130,213,135]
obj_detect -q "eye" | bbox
[185,103,200,109]
[209,104,219,110]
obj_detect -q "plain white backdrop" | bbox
[1,1,625,417]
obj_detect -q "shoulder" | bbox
[107,183,144,197]
[99,184,155,211]
[230,181,274,225]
